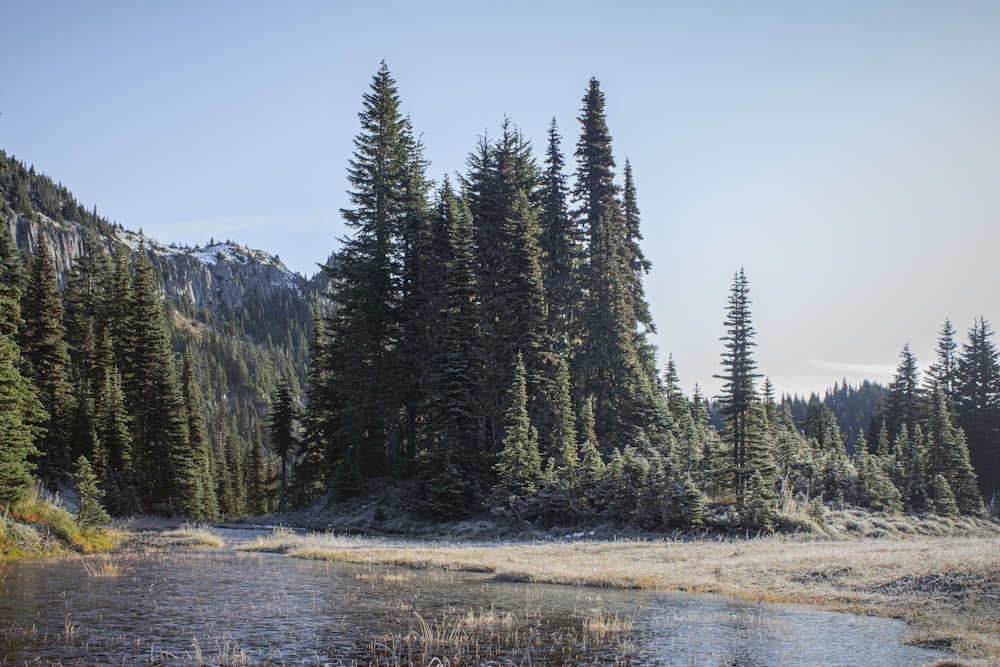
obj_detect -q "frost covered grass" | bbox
[241,522,1000,664]
[1,487,120,559]
[155,523,225,547]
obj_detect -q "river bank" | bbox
[0,527,958,667]
[0,488,120,560]
[239,523,1000,666]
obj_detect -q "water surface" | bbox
[0,529,947,666]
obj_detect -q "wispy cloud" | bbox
[805,358,896,378]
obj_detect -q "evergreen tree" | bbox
[929,473,959,517]
[122,249,187,510]
[19,231,74,478]
[538,118,578,349]
[246,424,270,516]
[925,388,983,515]
[181,351,217,519]
[414,182,484,517]
[667,473,706,527]
[0,316,44,507]
[892,424,928,510]
[225,432,246,516]
[575,395,605,499]
[572,79,664,451]
[268,379,299,512]
[742,467,776,530]
[598,445,651,523]
[714,269,771,503]
[0,223,44,506]
[63,231,112,385]
[926,319,958,404]
[954,317,1000,497]
[72,455,110,528]
[296,313,332,506]
[620,159,653,334]
[550,357,579,484]
[854,431,901,513]
[0,220,25,310]
[93,337,138,515]
[107,244,133,372]
[312,62,430,493]
[494,353,542,496]
[214,431,236,518]
[883,344,923,441]
[465,121,550,454]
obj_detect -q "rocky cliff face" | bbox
[4,211,314,316]
[6,213,85,289]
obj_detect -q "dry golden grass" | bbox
[156,523,225,547]
[242,524,1000,664]
[82,555,129,577]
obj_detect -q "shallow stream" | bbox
[0,529,947,666]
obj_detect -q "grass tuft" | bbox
[158,523,224,547]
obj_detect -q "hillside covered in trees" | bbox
[0,150,318,519]
[1,64,998,532]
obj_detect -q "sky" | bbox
[4,1,999,398]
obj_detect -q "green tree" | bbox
[494,353,542,496]
[929,473,959,517]
[19,231,74,477]
[926,319,958,405]
[214,430,236,519]
[620,159,653,334]
[892,424,928,510]
[550,357,579,484]
[72,455,109,528]
[413,182,485,517]
[924,388,983,515]
[954,317,1000,497]
[465,121,550,454]
[311,62,430,493]
[714,269,772,503]
[63,231,112,387]
[0,223,44,506]
[575,395,604,500]
[883,344,923,441]
[93,336,138,515]
[572,79,664,451]
[0,328,44,507]
[538,118,579,349]
[854,432,902,513]
[268,380,299,512]
[246,424,270,516]
[180,351,217,519]
[122,249,187,510]
[742,467,776,530]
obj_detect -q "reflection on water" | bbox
[0,529,946,666]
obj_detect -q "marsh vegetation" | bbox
[240,520,1000,665]
[0,527,978,666]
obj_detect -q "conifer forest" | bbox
[1,64,998,531]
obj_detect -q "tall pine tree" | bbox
[572,79,664,452]
[19,231,74,478]
[954,317,1000,497]
[714,269,772,504]
[122,249,187,510]
[311,62,430,494]
[0,224,44,505]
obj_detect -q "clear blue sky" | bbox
[4,1,999,398]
